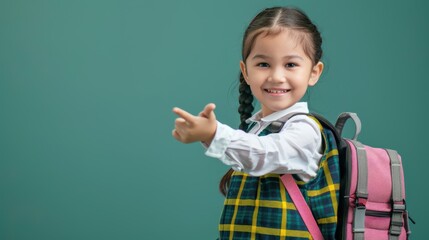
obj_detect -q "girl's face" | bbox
[240,29,323,117]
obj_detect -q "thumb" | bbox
[200,103,216,119]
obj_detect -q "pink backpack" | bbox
[281,112,413,240]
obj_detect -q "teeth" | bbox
[267,89,288,93]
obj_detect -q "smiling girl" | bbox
[172,7,339,239]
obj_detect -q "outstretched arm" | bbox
[172,103,217,144]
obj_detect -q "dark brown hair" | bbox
[219,6,323,196]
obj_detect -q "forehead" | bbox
[249,29,309,58]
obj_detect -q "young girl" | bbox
[172,7,339,239]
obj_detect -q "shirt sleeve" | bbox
[205,116,323,180]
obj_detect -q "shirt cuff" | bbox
[205,121,235,159]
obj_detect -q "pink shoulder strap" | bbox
[280,174,324,240]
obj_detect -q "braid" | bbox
[219,72,254,196]
[238,72,254,131]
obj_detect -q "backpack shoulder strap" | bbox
[280,174,324,240]
[310,113,344,148]
[266,112,347,150]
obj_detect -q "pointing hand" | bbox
[172,103,217,144]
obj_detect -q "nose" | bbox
[268,66,286,83]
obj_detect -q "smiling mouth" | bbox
[265,89,290,94]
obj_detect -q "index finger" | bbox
[172,107,196,124]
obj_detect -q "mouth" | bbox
[264,88,290,94]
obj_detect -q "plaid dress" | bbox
[219,117,340,240]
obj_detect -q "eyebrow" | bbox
[252,54,304,61]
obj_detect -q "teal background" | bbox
[1,0,427,239]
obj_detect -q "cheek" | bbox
[247,79,264,93]
[246,66,263,77]
[246,70,265,84]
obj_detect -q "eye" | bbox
[257,62,270,68]
[285,63,297,68]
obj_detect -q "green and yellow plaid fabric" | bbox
[219,118,340,240]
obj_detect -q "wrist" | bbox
[202,121,217,145]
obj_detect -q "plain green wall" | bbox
[1,0,428,239]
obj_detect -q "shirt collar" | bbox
[246,102,310,123]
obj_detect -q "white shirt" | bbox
[205,102,322,182]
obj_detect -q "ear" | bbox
[308,61,324,86]
[240,60,249,84]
